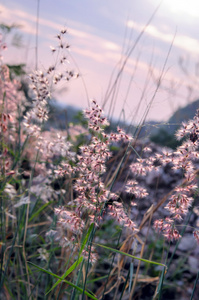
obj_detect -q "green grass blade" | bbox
[28,262,97,299]
[129,262,134,292]
[0,205,26,290]
[71,259,85,300]
[81,223,95,300]
[157,266,166,300]
[46,256,83,295]
[80,223,94,254]
[87,275,109,283]
[49,224,94,299]
[96,243,167,268]
[119,268,130,300]
[190,270,199,300]
[29,201,53,222]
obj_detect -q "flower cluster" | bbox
[54,99,143,262]
[154,218,181,241]
[0,65,26,136]
[130,155,157,177]
[55,207,85,234]
[165,186,195,221]
[0,45,26,177]
[83,99,110,131]
[109,201,138,232]
[129,110,199,242]
[23,70,50,136]
[22,29,80,179]
[126,180,148,202]
[23,28,78,139]
[72,100,116,228]
[49,29,79,82]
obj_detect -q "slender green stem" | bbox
[190,271,199,300]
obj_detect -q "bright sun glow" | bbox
[165,0,199,17]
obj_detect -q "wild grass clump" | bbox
[0,27,199,300]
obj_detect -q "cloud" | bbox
[0,4,121,65]
[0,4,62,36]
[70,27,120,52]
[127,20,199,55]
[164,0,199,18]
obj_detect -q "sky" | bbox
[1,0,199,124]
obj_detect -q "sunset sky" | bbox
[1,0,199,123]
